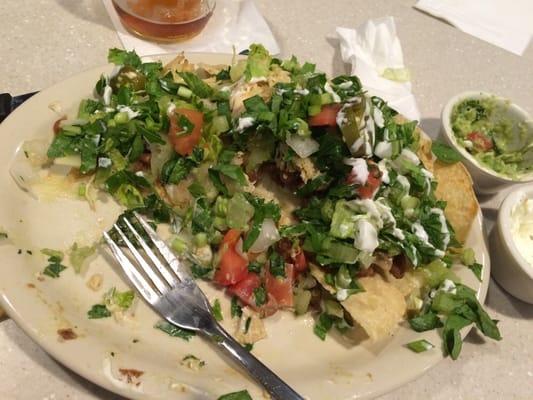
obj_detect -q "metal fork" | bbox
[103,212,305,400]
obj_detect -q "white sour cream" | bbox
[103,85,113,106]
[249,76,268,84]
[236,117,255,132]
[116,105,140,120]
[374,141,393,159]
[354,219,379,253]
[294,88,310,96]
[373,107,385,128]
[324,82,341,103]
[377,159,390,184]
[344,158,369,185]
[399,148,420,165]
[511,196,533,266]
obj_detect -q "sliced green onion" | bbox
[335,265,352,288]
[406,339,434,353]
[177,86,193,99]
[461,248,476,266]
[114,111,129,124]
[62,125,82,134]
[401,195,419,210]
[211,115,230,135]
[320,93,333,105]
[194,232,208,247]
[171,236,188,254]
[294,290,312,315]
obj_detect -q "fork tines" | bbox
[103,212,189,304]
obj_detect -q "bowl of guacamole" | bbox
[441,91,533,193]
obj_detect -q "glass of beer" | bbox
[112,0,216,42]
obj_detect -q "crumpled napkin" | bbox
[336,17,421,121]
[101,0,280,56]
[415,0,532,56]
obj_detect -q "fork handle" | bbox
[205,322,305,400]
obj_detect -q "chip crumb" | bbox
[27,283,36,288]
[57,328,77,341]
[170,383,188,393]
[366,372,373,380]
[118,368,144,384]
[86,273,103,291]
[180,354,205,371]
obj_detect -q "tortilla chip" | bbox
[417,130,435,172]
[433,160,479,243]
[310,264,406,341]
[234,309,267,345]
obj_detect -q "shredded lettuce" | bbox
[104,287,135,310]
[69,242,96,273]
[244,44,272,81]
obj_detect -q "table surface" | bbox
[1,1,533,399]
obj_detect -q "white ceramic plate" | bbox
[0,54,490,400]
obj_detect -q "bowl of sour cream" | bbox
[490,184,533,303]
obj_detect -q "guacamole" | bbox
[451,98,533,178]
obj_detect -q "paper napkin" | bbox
[101,0,280,56]
[415,0,532,56]
[337,17,421,121]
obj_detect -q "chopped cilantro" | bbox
[243,343,254,351]
[212,299,223,321]
[253,286,267,307]
[88,304,111,319]
[217,390,253,400]
[432,142,462,164]
[42,249,67,278]
[244,317,252,334]
[469,262,483,282]
[155,321,195,341]
[231,296,243,318]
[247,261,262,274]
[314,313,334,341]
[269,251,286,278]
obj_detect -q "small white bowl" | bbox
[441,91,533,194]
[489,184,533,304]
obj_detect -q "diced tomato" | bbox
[227,273,278,317]
[168,108,204,156]
[222,228,241,246]
[293,250,308,272]
[467,131,493,152]
[266,264,294,308]
[214,230,248,286]
[227,273,261,306]
[355,162,381,199]
[308,104,342,127]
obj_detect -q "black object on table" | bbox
[0,92,39,123]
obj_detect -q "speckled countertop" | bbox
[1,1,532,399]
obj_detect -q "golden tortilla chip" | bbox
[433,160,479,244]
[310,264,406,341]
[234,309,267,345]
[417,130,435,172]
